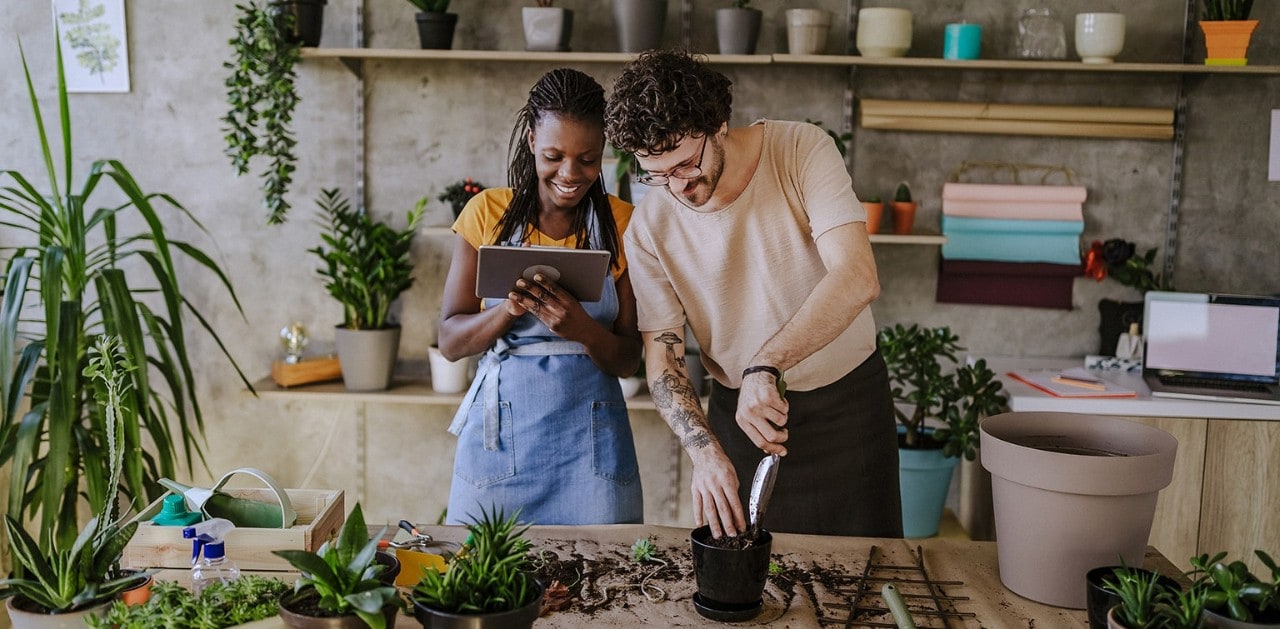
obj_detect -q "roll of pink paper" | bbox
[942,199,1084,221]
[941,183,1087,203]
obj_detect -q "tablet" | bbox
[476,245,612,302]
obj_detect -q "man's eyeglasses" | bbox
[635,134,708,186]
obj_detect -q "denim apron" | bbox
[446,208,643,525]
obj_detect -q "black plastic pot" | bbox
[690,525,772,622]
[416,12,458,50]
[273,0,326,47]
[374,550,401,586]
[411,580,544,629]
[1085,565,1181,629]
[278,589,398,629]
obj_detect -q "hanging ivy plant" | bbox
[224,1,301,224]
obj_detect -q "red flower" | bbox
[1083,240,1107,281]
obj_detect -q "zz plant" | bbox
[2,39,248,550]
[310,189,424,330]
[224,0,302,224]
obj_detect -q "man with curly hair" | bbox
[605,49,901,539]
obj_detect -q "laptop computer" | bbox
[1142,291,1280,405]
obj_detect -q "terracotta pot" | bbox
[891,201,917,235]
[6,597,111,629]
[861,201,884,234]
[980,412,1177,608]
[1200,20,1259,65]
[120,571,154,606]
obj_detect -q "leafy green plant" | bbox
[90,576,291,628]
[438,177,485,218]
[310,188,425,330]
[273,503,402,629]
[894,181,912,203]
[1201,0,1253,20]
[0,337,145,613]
[1189,550,1280,623]
[1154,582,1208,629]
[806,118,852,159]
[412,506,538,615]
[223,0,302,224]
[408,0,451,11]
[877,324,1008,458]
[1,38,248,550]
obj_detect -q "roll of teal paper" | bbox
[944,23,982,59]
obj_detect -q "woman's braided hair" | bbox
[497,68,621,269]
[605,49,732,154]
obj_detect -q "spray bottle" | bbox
[184,518,241,595]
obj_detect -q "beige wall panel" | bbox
[1127,416,1208,569]
[1201,419,1280,575]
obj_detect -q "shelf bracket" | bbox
[338,56,364,79]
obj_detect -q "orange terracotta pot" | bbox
[891,201,917,235]
[121,573,153,606]
[861,201,884,234]
[1200,19,1258,65]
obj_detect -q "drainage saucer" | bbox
[692,593,763,622]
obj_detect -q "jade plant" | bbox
[1189,550,1280,623]
[877,324,1008,458]
[223,0,302,224]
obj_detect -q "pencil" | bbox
[1051,375,1107,391]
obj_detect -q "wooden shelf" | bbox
[250,376,664,410]
[303,48,1280,75]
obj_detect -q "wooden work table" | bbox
[231,523,1179,628]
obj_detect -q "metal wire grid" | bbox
[820,545,977,629]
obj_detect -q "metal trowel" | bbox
[746,453,780,542]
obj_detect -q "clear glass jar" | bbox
[1017,7,1067,60]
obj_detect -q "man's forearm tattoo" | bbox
[651,331,714,451]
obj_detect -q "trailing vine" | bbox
[224,1,301,224]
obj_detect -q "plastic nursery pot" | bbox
[1084,565,1180,629]
[689,525,772,622]
[279,589,399,629]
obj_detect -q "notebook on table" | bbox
[1142,291,1280,405]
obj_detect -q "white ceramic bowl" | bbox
[1074,12,1125,64]
[857,8,913,58]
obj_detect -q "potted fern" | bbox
[878,323,1008,538]
[410,506,543,629]
[273,503,403,629]
[310,189,425,391]
[409,0,457,49]
[1199,0,1258,65]
[0,337,150,627]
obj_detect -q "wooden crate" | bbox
[122,488,344,571]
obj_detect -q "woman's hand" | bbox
[506,273,597,341]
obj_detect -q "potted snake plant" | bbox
[1199,0,1258,65]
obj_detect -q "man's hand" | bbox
[736,371,789,456]
[691,452,746,538]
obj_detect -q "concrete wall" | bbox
[2,1,1277,529]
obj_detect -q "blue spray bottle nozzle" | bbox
[182,518,235,565]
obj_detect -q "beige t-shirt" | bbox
[625,119,877,391]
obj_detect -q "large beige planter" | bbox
[6,598,110,629]
[980,412,1177,609]
[334,325,401,392]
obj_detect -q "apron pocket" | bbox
[454,400,516,488]
[591,401,639,485]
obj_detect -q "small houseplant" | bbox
[891,181,916,235]
[408,0,457,49]
[716,0,762,54]
[439,177,485,218]
[224,1,304,224]
[0,337,148,622]
[90,576,292,628]
[878,323,1008,537]
[1082,237,1172,356]
[272,503,403,629]
[310,188,424,391]
[1189,550,1280,625]
[1199,0,1258,64]
[411,506,543,628]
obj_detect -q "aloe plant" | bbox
[412,506,538,615]
[1,39,249,550]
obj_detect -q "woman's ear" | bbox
[527,129,536,152]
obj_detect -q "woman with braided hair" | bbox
[438,68,644,525]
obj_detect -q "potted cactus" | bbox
[891,181,917,235]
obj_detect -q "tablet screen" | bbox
[475,245,612,302]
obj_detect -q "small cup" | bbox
[943,22,982,60]
[1074,12,1125,64]
[856,8,913,58]
[786,8,832,55]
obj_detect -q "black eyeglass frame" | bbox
[635,134,708,187]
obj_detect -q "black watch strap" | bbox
[742,365,781,380]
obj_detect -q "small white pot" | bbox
[428,345,473,394]
[786,9,831,55]
[857,8,913,58]
[1075,12,1125,64]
